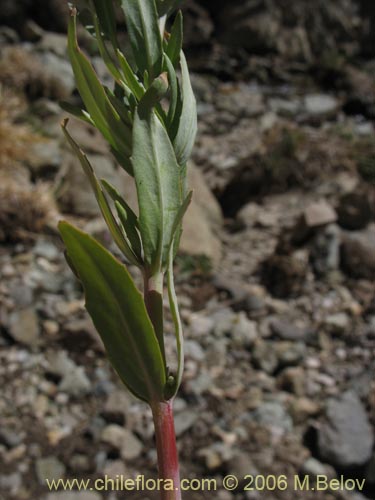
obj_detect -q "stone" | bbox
[310,224,341,276]
[252,341,278,375]
[294,201,338,244]
[184,340,205,362]
[38,51,75,98]
[277,367,306,396]
[101,425,142,460]
[270,318,308,341]
[28,140,62,177]
[34,239,60,260]
[324,313,350,335]
[231,312,258,348]
[290,397,320,423]
[341,225,375,280]
[317,391,374,468]
[304,94,339,119]
[36,456,66,485]
[8,307,40,346]
[179,165,223,266]
[37,32,67,57]
[251,401,293,433]
[174,410,198,437]
[60,154,120,216]
[47,351,91,397]
[301,457,335,477]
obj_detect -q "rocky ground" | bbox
[0,1,374,500]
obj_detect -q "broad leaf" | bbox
[120,0,163,81]
[58,222,167,402]
[61,119,141,266]
[132,97,184,273]
[172,52,197,166]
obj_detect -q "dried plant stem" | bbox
[151,400,181,500]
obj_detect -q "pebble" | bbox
[35,456,66,485]
[174,410,198,437]
[101,425,142,460]
[8,308,40,346]
[317,391,374,468]
[251,401,293,434]
[324,312,350,335]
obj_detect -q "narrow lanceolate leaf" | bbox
[172,52,197,166]
[165,10,183,67]
[59,101,94,125]
[67,10,133,174]
[91,0,118,48]
[117,50,145,101]
[101,179,143,261]
[132,98,183,273]
[61,119,141,266]
[120,0,163,80]
[58,222,166,402]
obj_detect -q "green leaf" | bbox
[165,10,183,67]
[120,0,163,80]
[172,52,197,166]
[117,50,145,101]
[91,0,118,48]
[59,101,94,125]
[132,98,184,273]
[61,119,141,266]
[67,9,133,174]
[58,221,166,402]
[101,178,143,261]
[164,55,178,128]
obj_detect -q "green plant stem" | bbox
[144,271,166,364]
[151,400,181,500]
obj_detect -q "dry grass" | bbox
[0,88,36,170]
[0,180,56,242]
[0,89,57,242]
[0,46,67,100]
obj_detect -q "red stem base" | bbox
[151,400,181,500]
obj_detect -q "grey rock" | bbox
[252,341,278,375]
[8,307,40,346]
[34,239,60,260]
[184,340,205,362]
[251,401,293,433]
[29,141,62,177]
[0,472,22,493]
[60,154,120,217]
[37,32,67,57]
[341,225,375,280]
[324,313,350,335]
[59,366,91,397]
[101,425,142,460]
[301,457,335,477]
[318,391,374,468]
[270,318,307,341]
[310,224,341,275]
[174,410,198,437]
[0,428,23,448]
[48,351,91,397]
[8,281,34,308]
[38,52,75,98]
[231,312,258,348]
[304,94,339,118]
[36,456,66,485]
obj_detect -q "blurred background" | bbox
[0,1,374,499]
